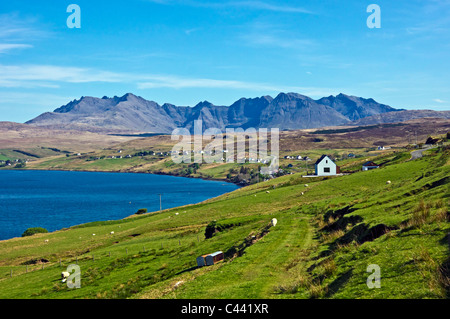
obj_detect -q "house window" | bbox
[326,160,328,163]
[324,167,330,173]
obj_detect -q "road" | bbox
[410,145,435,160]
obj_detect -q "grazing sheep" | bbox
[266,191,270,193]
[110,231,114,235]
[44,239,49,243]
[386,181,391,185]
[174,281,184,289]
[92,234,96,236]
[271,218,278,227]
[301,192,304,195]
[61,271,70,283]
[304,184,309,187]
[175,212,179,215]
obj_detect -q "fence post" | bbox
[447,232,450,250]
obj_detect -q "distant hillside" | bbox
[350,109,450,126]
[26,92,404,133]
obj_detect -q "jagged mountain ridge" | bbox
[26,92,406,133]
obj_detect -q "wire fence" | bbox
[2,234,204,279]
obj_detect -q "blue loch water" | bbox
[0,170,239,240]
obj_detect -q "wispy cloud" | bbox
[137,75,282,91]
[137,74,344,97]
[184,27,201,35]
[145,0,313,14]
[0,64,123,87]
[239,20,317,51]
[0,63,342,98]
[433,98,446,103]
[0,43,33,54]
[226,1,313,14]
[0,13,52,54]
[0,92,75,108]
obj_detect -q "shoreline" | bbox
[2,166,242,187]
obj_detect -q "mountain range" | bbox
[26,92,450,133]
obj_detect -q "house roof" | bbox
[362,161,379,167]
[316,155,335,165]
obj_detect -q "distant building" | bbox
[362,161,380,171]
[315,155,340,176]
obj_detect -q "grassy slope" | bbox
[0,148,448,299]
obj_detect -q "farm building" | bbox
[205,251,224,266]
[196,254,210,267]
[315,155,340,176]
[362,161,380,171]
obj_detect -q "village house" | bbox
[315,155,340,176]
[362,161,380,171]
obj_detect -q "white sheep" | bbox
[266,191,270,193]
[271,218,278,227]
[304,184,309,187]
[61,271,70,283]
[110,231,114,235]
[386,181,391,185]
[174,281,184,288]
[44,239,49,243]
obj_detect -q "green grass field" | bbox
[0,146,448,299]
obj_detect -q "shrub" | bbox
[135,208,147,215]
[204,220,242,239]
[22,227,48,237]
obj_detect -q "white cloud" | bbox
[0,43,33,53]
[0,64,123,87]
[0,63,342,98]
[0,13,53,55]
[433,98,446,103]
[137,74,344,97]
[0,92,74,107]
[145,0,313,14]
[137,75,284,91]
[227,1,313,14]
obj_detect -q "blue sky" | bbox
[1,0,449,122]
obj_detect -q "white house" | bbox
[315,155,339,176]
